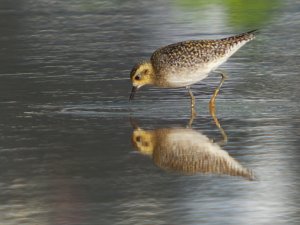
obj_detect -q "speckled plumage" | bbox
[152,30,256,66]
[150,30,257,87]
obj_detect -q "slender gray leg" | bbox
[209,70,228,106]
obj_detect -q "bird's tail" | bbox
[240,29,259,40]
[222,29,259,42]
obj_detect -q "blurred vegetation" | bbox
[175,0,281,29]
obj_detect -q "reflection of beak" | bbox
[129,117,140,129]
[129,86,138,101]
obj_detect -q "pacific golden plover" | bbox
[129,30,257,107]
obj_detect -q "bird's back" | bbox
[150,30,257,87]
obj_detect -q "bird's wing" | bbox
[150,30,256,71]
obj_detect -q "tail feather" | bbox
[240,29,259,40]
[247,29,259,35]
[222,29,258,42]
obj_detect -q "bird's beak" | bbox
[129,86,138,101]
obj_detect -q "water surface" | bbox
[0,0,300,224]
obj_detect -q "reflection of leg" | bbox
[186,86,196,127]
[187,106,197,128]
[187,86,195,108]
[209,98,228,145]
[209,70,228,106]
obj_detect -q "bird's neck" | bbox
[143,61,156,85]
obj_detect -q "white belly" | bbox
[166,60,222,87]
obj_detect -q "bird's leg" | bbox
[208,70,227,145]
[209,70,228,107]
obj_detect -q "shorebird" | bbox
[129,30,257,107]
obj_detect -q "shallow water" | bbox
[0,0,300,224]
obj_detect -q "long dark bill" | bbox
[129,86,138,101]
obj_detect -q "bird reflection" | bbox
[131,107,254,180]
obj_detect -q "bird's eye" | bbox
[135,75,141,80]
[136,136,141,142]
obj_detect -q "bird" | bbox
[129,30,257,107]
[131,125,254,180]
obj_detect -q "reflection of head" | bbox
[131,127,254,180]
[131,128,155,155]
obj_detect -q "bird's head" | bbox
[129,61,154,100]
